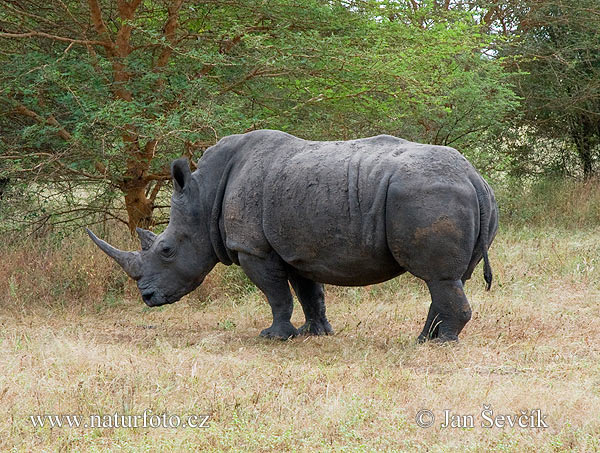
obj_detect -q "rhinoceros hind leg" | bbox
[238,251,299,340]
[288,272,333,336]
[417,304,442,343]
[418,279,471,343]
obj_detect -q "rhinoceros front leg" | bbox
[238,251,299,340]
[418,279,472,343]
[288,272,333,336]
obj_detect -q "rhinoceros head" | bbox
[87,158,218,307]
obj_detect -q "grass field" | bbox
[1,181,599,452]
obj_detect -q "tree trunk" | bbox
[578,147,594,179]
[0,177,8,200]
[86,0,183,232]
[578,144,593,179]
[121,138,157,233]
[572,116,596,179]
[124,184,153,232]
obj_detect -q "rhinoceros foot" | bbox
[259,322,299,340]
[298,318,333,336]
[417,332,459,344]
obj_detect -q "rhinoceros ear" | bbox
[171,158,191,193]
[136,227,156,251]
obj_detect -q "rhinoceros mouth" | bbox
[139,277,205,307]
[140,289,183,307]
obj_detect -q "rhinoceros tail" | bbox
[474,177,494,291]
[482,247,492,291]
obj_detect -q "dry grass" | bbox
[1,212,600,450]
[497,176,600,229]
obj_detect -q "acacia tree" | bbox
[0,0,518,232]
[2,0,180,230]
[401,0,600,178]
[503,0,600,178]
[1,0,295,231]
[452,0,600,177]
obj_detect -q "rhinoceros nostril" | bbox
[142,292,155,304]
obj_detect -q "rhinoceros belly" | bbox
[262,144,404,285]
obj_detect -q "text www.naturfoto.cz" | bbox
[29,411,211,429]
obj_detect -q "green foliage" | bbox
[259,1,520,150]
[501,0,600,177]
[0,0,518,232]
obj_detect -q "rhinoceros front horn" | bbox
[86,228,142,280]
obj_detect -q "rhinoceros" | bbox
[88,130,497,342]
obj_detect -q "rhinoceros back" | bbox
[219,130,480,286]
[220,132,400,284]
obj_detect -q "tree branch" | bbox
[88,0,114,47]
[0,150,110,181]
[145,172,170,181]
[13,103,73,141]
[149,180,164,204]
[0,31,110,48]
[155,0,185,69]
[482,4,498,26]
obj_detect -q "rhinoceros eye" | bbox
[160,244,176,258]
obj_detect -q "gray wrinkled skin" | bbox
[88,129,498,342]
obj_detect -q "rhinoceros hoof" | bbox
[298,318,334,336]
[417,333,459,344]
[259,322,299,340]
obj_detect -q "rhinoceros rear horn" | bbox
[86,228,142,280]
[136,227,156,251]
